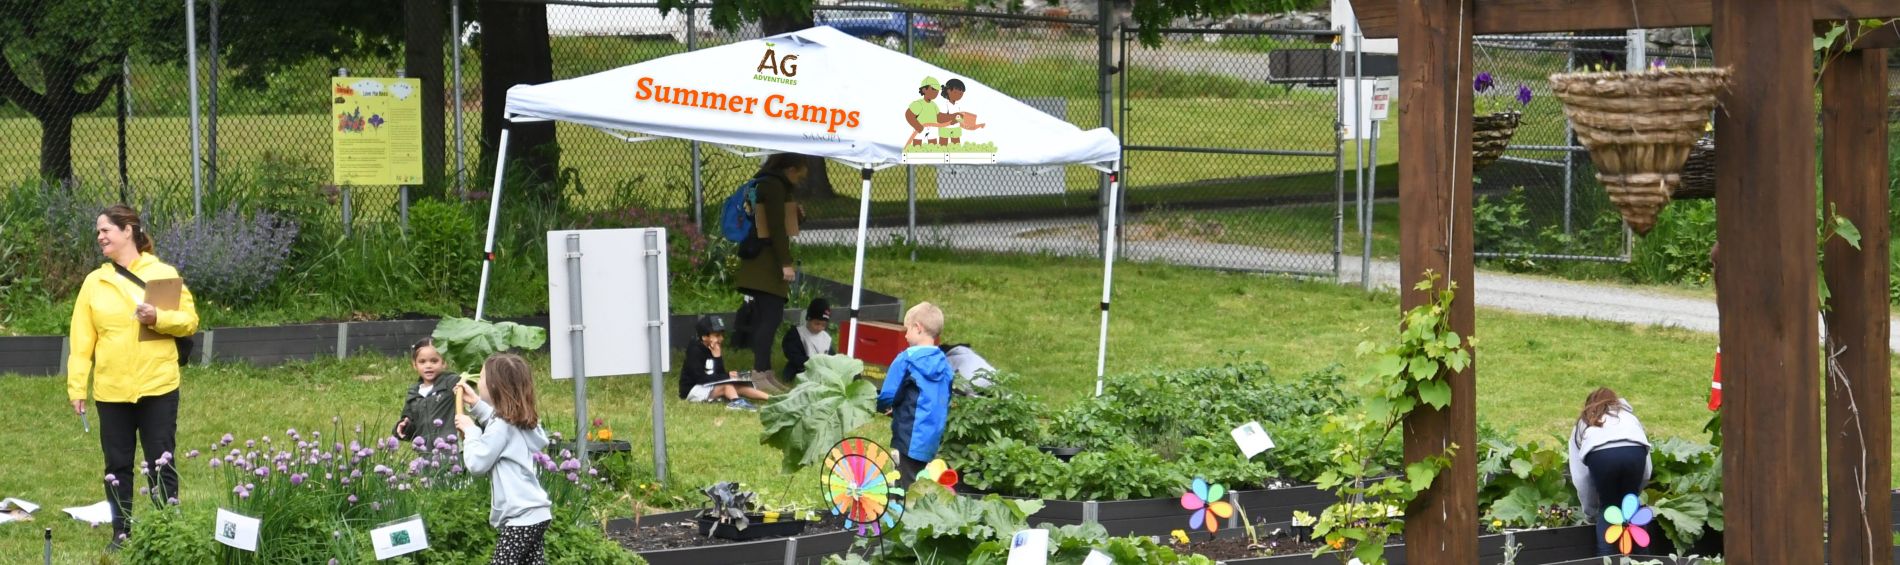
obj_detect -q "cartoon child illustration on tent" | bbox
[905,76,951,147]
[937,78,984,145]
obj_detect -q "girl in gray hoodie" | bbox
[455,354,553,565]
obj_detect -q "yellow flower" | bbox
[1492,519,1504,528]
[1170,529,1190,545]
[1328,537,1346,550]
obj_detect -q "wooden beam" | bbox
[1822,45,1893,565]
[1349,0,1900,39]
[1713,0,1824,562]
[1397,0,1477,563]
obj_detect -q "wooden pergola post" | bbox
[1396,0,1478,562]
[1711,0,1824,561]
[1821,40,1893,565]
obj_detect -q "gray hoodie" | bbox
[463,399,553,528]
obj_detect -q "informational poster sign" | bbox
[1369,79,1395,121]
[331,77,424,186]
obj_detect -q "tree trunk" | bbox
[478,0,558,204]
[759,8,841,201]
[39,112,75,183]
[405,0,448,198]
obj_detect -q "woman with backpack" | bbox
[66,205,199,550]
[734,153,808,394]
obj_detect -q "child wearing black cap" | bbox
[781,298,837,383]
[680,315,770,410]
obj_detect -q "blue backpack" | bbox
[719,178,760,244]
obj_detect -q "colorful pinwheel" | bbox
[918,459,959,488]
[821,438,905,537]
[1603,493,1654,555]
[1180,477,1234,533]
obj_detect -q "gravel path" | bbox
[797,219,1900,351]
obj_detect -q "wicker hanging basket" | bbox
[1674,136,1716,200]
[1472,111,1522,173]
[1548,67,1730,234]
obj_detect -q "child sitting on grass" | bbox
[680,316,770,410]
[393,338,462,444]
[875,302,954,488]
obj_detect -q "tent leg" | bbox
[474,128,511,321]
[848,168,873,357]
[1094,165,1120,397]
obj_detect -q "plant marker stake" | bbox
[1094,165,1121,397]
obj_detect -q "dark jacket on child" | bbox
[679,341,729,399]
[394,372,463,443]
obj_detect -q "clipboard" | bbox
[139,278,182,342]
[754,203,801,238]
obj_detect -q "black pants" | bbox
[491,521,549,565]
[1585,445,1649,556]
[739,289,786,373]
[98,389,180,537]
[894,454,929,492]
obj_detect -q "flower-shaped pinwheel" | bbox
[918,459,959,488]
[1179,477,1234,533]
[1603,493,1654,555]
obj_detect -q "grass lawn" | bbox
[5,245,1878,562]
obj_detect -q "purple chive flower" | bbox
[371,501,381,511]
[409,460,425,474]
[291,473,305,486]
[209,458,223,469]
[186,450,201,459]
[104,473,115,482]
[246,440,256,449]
[331,559,340,565]
[385,437,399,450]
[341,477,352,485]
[167,497,178,505]
[1515,84,1533,106]
[221,433,234,446]
[1650,58,1667,70]
[432,418,444,427]
[450,465,463,474]
[325,473,334,481]
[560,450,573,459]
[351,469,363,479]
[348,494,358,504]
[255,467,269,478]
[374,465,393,476]
[588,468,599,477]
[1473,71,1496,93]
[567,472,580,483]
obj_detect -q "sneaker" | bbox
[726,399,759,411]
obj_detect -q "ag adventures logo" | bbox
[754,42,799,86]
[900,76,997,164]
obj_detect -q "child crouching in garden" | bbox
[455,353,551,564]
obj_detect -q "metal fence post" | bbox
[1097,3,1114,261]
[1563,45,1576,238]
[1332,26,1346,281]
[207,0,221,194]
[688,3,705,230]
[186,0,203,219]
[905,10,917,260]
[452,0,466,197]
[1352,31,1365,285]
[341,187,353,237]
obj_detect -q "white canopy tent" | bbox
[474,26,1125,395]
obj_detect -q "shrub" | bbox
[1625,199,1716,286]
[156,207,299,307]
[406,199,483,302]
[937,372,1042,462]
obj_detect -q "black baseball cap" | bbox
[806,298,832,322]
[697,316,728,336]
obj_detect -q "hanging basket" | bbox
[1674,136,1716,200]
[1471,111,1522,173]
[1548,67,1730,234]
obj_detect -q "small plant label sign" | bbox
[370,515,430,560]
[1006,528,1050,565]
[213,508,261,552]
[1081,549,1114,565]
[1230,421,1275,459]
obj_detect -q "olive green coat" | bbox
[735,173,797,298]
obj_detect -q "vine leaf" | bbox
[1417,379,1452,410]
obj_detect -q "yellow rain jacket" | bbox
[67,253,199,403]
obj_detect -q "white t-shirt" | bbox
[417,383,434,397]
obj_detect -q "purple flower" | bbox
[373,465,393,476]
[371,501,382,511]
[385,437,400,450]
[348,494,358,504]
[1650,58,1667,70]
[255,467,269,478]
[450,465,463,474]
[588,468,598,477]
[104,473,115,482]
[325,473,334,480]
[560,449,573,459]
[246,440,256,449]
[560,459,581,472]
[1515,84,1533,106]
[186,450,201,459]
[209,459,223,469]
[432,418,444,427]
[567,472,580,483]
[221,433,234,446]
[167,497,179,505]
[410,459,426,474]
[1473,71,1496,93]
[351,469,363,479]
[290,473,305,486]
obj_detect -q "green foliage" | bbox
[938,372,1044,462]
[1067,444,1189,502]
[1476,437,1582,529]
[960,437,1070,497]
[758,354,877,472]
[406,199,484,301]
[1473,188,1537,272]
[829,480,1213,565]
[1312,272,1468,564]
[431,317,550,375]
[1626,200,1716,286]
[1644,437,1723,552]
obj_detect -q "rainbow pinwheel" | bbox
[1603,493,1654,555]
[821,438,905,537]
[1180,477,1234,533]
[919,459,959,488]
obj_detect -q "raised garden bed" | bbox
[1193,525,1598,564]
[606,509,856,565]
[969,483,1338,537]
[0,275,900,376]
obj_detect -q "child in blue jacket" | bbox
[876,302,953,488]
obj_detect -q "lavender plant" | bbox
[155,207,299,306]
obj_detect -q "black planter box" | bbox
[1219,525,1599,564]
[606,509,856,565]
[972,484,1339,537]
[697,514,811,541]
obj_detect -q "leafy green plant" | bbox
[699,481,756,532]
[1312,272,1469,564]
[960,437,1069,498]
[406,198,483,301]
[1626,200,1716,286]
[1067,444,1188,502]
[828,480,1214,565]
[758,354,877,472]
[1477,437,1582,529]
[938,372,1043,462]
[1644,437,1723,553]
[1473,188,1536,272]
[431,317,549,375]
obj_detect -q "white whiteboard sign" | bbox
[547,228,672,379]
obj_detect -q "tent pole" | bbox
[848,167,873,357]
[474,127,512,321]
[1094,164,1120,397]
